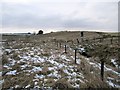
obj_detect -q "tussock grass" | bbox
[2,31,119,89]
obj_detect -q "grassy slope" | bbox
[1,31,120,89]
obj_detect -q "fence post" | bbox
[81,31,84,37]
[59,43,61,48]
[56,42,58,47]
[75,49,77,64]
[111,37,113,44]
[77,39,80,44]
[80,31,84,43]
[64,45,67,53]
[101,60,104,81]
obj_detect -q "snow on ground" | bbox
[32,66,42,72]
[3,65,12,70]
[0,79,4,85]
[6,70,17,75]
[2,40,120,88]
[104,65,120,76]
[35,74,45,79]
[20,64,29,70]
[9,59,16,66]
[111,59,118,68]
[25,84,30,88]
[47,70,61,79]
[107,80,120,88]
[61,55,71,62]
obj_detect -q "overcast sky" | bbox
[1,0,119,33]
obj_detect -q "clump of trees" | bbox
[38,30,43,35]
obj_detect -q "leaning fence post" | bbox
[101,60,104,81]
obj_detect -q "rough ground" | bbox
[0,31,120,89]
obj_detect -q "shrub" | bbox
[38,30,43,35]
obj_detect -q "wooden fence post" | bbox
[111,37,113,44]
[81,31,84,37]
[80,31,84,43]
[64,45,67,53]
[101,60,104,81]
[56,42,58,47]
[77,39,80,44]
[75,49,77,64]
[59,43,61,48]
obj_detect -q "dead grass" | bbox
[2,31,119,89]
[52,78,73,89]
[2,55,8,65]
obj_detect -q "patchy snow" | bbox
[58,63,67,69]
[32,57,45,63]
[77,78,85,84]
[2,39,120,88]
[23,70,31,73]
[76,59,81,64]
[6,70,17,75]
[34,82,38,85]
[3,65,12,69]
[77,72,85,79]
[48,59,55,64]
[5,49,12,54]
[15,85,20,88]
[114,84,120,88]
[32,66,42,72]
[70,56,74,59]
[25,84,30,88]
[73,83,80,88]
[104,65,120,76]
[17,59,26,63]
[63,69,71,76]
[48,67,55,71]
[78,47,85,53]
[33,79,39,82]
[61,55,71,61]
[47,70,61,79]
[71,72,77,77]
[111,59,118,68]
[89,61,101,69]
[9,59,16,66]
[20,55,31,60]
[89,60,120,76]
[106,80,120,88]
[0,79,4,84]
[34,85,41,88]
[107,77,114,80]
[34,74,45,79]
[20,64,28,70]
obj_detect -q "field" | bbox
[0,31,120,89]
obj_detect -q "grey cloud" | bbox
[62,18,111,30]
[2,1,118,33]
